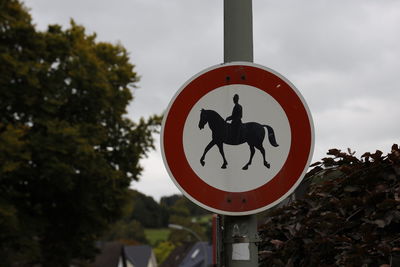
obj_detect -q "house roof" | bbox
[92,241,123,267]
[160,242,194,267]
[179,242,212,267]
[161,242,212,267]
[124,245,152,267]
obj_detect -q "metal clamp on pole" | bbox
[222,216,259,266]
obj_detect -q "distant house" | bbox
[92,241,124,267]
[161,242,212,267]
[123,245,157,267]
[180,242,212,267]
[91,242,157,267]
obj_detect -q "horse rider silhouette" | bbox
[225,94,242,143]
[198,93,279,170]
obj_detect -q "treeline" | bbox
[103,190,210,244]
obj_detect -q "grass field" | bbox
[145,228,170,246]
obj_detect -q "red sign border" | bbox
[161,62,314,215]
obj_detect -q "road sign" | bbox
[161,62,314,215]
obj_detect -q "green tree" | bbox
[101,189,169,244]
[160,194,182,207]
[0,1,159,266]
[161,194,209,217]
[128,189,169,228]
[153,241,176,264]
[167,197,209,245]
[103,220,148,244]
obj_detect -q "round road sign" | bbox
[161,62,314,215]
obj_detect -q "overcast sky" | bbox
[25,0,400,201]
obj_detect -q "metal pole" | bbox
[223,0,258,266]
[224,0,253,63]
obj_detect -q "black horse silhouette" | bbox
[198,109,279,170]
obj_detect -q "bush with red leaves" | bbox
[258,145,400,267]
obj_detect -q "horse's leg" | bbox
[256,143,270,168]
[200,140,216,166]
[242,145,255,170]
[216,143,228,169]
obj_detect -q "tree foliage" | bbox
[0,1,159,266]
[166,196,210,245]
[259,145,400,267]
[153,241,176,265]
[102,219,148,245]
[128,189,169,228]
[102,189,167,245]
[161,194,209,217]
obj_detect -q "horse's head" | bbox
[199,109,207,130]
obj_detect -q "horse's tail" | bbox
[263,125,279,147]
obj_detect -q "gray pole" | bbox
[224,0,253,63]
[223,0,258,266]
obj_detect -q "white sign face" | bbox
[161,62,314,215]
[183,84,291,192]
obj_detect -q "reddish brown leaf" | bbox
[327,148,341,156]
